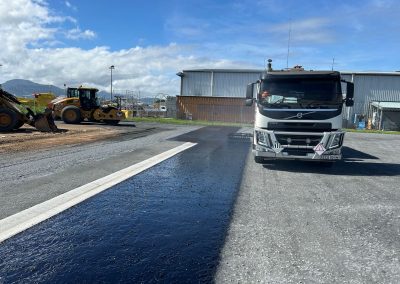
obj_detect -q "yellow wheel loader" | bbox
[0,88,58,132]
[49,87,125,125]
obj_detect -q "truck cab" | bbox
[246,64,354,164]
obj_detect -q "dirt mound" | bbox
[0,123,122,154]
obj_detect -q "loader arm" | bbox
[0,88,58,132]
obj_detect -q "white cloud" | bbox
[0,0,54,52]
[0,0,256,96]
[1,0,398,98]
[267,18,335,44]
[65,1,77,10]
[165,16,210,39]
[65,27,96,40]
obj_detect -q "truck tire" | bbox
[0,107,18,132]
[61,106,82,124]
[254,156,265,164]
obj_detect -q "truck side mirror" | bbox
[345,82,354,107]
[246,83,254,99]
[345,100,354,107]
[245,83,255,106]
[245,83,254,106]
[245,99,253,106]
[346,82,354,99]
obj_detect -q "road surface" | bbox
[0,126,399,283]
[216,132,400,283]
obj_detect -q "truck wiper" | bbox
[265,103,292,109]
[299,100,337,109]
[271,97,285,104]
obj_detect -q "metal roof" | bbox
[340,71,400,76]
[371,101,400,110]
[179,69,400,76]
[180,69,262,73]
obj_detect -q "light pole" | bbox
[109,65,115,101]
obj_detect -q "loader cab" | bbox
[67,87,100,111]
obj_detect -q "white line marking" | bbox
[0,142,197,244]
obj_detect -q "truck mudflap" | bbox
[253,130,344,161]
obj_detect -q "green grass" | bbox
[124,117,252,127]
[344,128,400,135]
[126,117,400,134]
[18,104,47,115]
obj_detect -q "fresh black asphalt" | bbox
[0,126,250,283]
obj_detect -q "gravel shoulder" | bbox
[0,122,135,154]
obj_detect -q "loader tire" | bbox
[0,107,18,132]
[61,106,82,124]
[105,120,120,125]
[13,119,25,130]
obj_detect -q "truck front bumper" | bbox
[253,147,342,161]
[253,130,344,161]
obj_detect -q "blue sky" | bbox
[0,0,399,95]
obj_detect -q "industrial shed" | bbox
[341,72,400,128]
[367,101,400,131]
[176,69,400,126]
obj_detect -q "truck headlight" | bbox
[329,133,344,149]
[256,130,270,147]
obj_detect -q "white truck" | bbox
[246,61,354,166]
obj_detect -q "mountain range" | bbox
[1,79,65,97]
[0,79,157,104]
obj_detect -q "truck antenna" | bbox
[286,19,292,69]
[331,57,335,71]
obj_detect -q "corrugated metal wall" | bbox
[176,96,253,123]
[182,71,260,97]
[354,75,400,113]
[182,72,212,96]
[340,74,400,125]
[213,72,261,97]
[166,96,177,118]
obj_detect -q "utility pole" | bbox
[286,20,292,69]
[109,65,115,101]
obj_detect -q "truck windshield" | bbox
[259,78,342,109]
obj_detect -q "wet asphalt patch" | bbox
[0,126,249,283]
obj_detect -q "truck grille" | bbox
[275,134,322,147]
[268,122,332,132]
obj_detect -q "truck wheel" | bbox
[0,107,18,132]
[61,106,82,124]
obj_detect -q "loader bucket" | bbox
[34,110,58,132]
